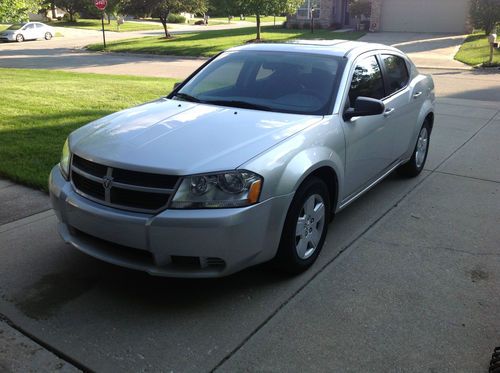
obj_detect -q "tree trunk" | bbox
[256,14,261,40]
[160,17,170,38]
[107,13,111,24]
[51,2,56,19]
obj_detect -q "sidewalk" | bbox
[0,97,498,371]
[360,32,470,70]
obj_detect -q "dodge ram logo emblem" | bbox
[102,176,113,190]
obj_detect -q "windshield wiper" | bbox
[174,93,203,103]
[205,100,274,112]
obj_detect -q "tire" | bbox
[274,177,331,274]
[398,120,431,178]
[45,32,52,40]
[16,34,24,42]
[490,347,500,373]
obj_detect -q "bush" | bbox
[62,13,79,22]
[167,14,186,24]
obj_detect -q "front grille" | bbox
[71,154,180,213]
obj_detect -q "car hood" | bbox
[70,98,322,175]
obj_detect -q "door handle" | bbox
[384,108,395,117]
[413,91,423,99]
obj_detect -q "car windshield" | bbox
[7,24,24,30]
[175,50,345,115]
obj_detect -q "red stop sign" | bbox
[95,0,107,11]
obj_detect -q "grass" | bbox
[242,16,287,23]
[455,31,500,66]
[0,68,176,190]
[192,16,286,24]
[0,24,8,31]
[87,26,365,57]
[50,18,164,32]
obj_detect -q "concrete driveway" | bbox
[360,32,469,69]
[1,96,499,372]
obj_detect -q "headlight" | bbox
[59,138,71,180]
[170,171,263,209]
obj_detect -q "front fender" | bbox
[277,147,343,200]
[241,117,345,205]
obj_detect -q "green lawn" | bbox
[50,18,164,32]
[243,16,287,23]
[0,69,176,190]
[195,16,286,24]
[455,32,500,66]
[87,26,365,57]
[0,24,8,31]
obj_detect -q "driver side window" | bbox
[348,56,385,104]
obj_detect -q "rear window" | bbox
[381,55,409,96]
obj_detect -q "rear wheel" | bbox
[16,34,24,42]
[45,32,52,40]
[398,121,431,177]
[274,177,330,274]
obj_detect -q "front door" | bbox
[340,54,393,198]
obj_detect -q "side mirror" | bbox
[343,97,385,121]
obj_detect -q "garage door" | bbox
[380,0,469,33]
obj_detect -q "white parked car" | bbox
[49,40,435,278]
[0,22,55,42]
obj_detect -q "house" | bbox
[288,0,471,34]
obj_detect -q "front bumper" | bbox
[0,34,16,41]
[49,166,293,278]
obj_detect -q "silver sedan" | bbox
[49,40,435,277]
[0,22,55,42]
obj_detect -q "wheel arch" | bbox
[305,166,339,216]
[425,111,434,133]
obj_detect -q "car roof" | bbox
[228,40,403,59]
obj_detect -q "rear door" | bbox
[34,23,45,39]
[379,54,420,159]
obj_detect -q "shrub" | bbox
[62,13,79,22]
[167,13,186,24]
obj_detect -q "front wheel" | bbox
[45,32,52,40]
[274,177,330,274]
[16,34,24,42]
[398,121,431,177]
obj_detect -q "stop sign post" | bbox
[95,0,108,48]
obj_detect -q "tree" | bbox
[57,0,87,21]
[154,0,207,38]
[469,0,500,35]
[83,0,127,25]
[0,0,43,23]
[349,0,371,30]
[238,0,301,40]
[269,0,301,26]
[209,0,241,20]
[349,0,371,18]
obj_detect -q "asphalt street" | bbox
[0,28,499,372]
